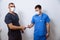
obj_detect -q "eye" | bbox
[36,10,39,11]
[10,6,15,7]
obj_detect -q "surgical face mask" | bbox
[10,7,15,12]
[36,11,40,14]
[36,11,42,15]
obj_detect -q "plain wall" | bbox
[0,0,60,40]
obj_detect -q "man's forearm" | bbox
[9,25,21,30]
[30,24,34,27]
[46,23,50,34]
[28,23,34,28]
[8,23,23,30]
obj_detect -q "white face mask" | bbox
[36,12,39,14]
[10,7,15,12]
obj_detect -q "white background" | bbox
[0,0,60,40]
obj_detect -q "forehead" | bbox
[35,8,40,10]
[9,4,15,6]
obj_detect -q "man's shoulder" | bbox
[5,13,11,18]
[42,13,48,17]
[33,14,38,17]
[32,14,37,18]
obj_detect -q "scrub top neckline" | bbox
[8,12,16,16]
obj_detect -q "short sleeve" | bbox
[4,15,12,24]
[31,16,35,24]
[45,15,50,23]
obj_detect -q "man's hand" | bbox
[27,24,34,28]
[20,26,26,33]
[27,25,32,28]
[20,26,26,30]
[46,33,49,39]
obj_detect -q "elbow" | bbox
[9,27,13,30]
[9,26,14,30]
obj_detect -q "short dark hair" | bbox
[35,5,42,9]
[9,2,15,6]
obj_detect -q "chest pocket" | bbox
[35,17,45,24]
[40,19,45,23]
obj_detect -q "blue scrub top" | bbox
[31,13,50,36]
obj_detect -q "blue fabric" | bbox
[31,13,50,36]
[34,34,46,40]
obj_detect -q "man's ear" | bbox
[8,6,10,11]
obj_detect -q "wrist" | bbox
[47,32,50,36]
[19,26,22,30]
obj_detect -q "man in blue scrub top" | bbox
[28,5,50,40]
